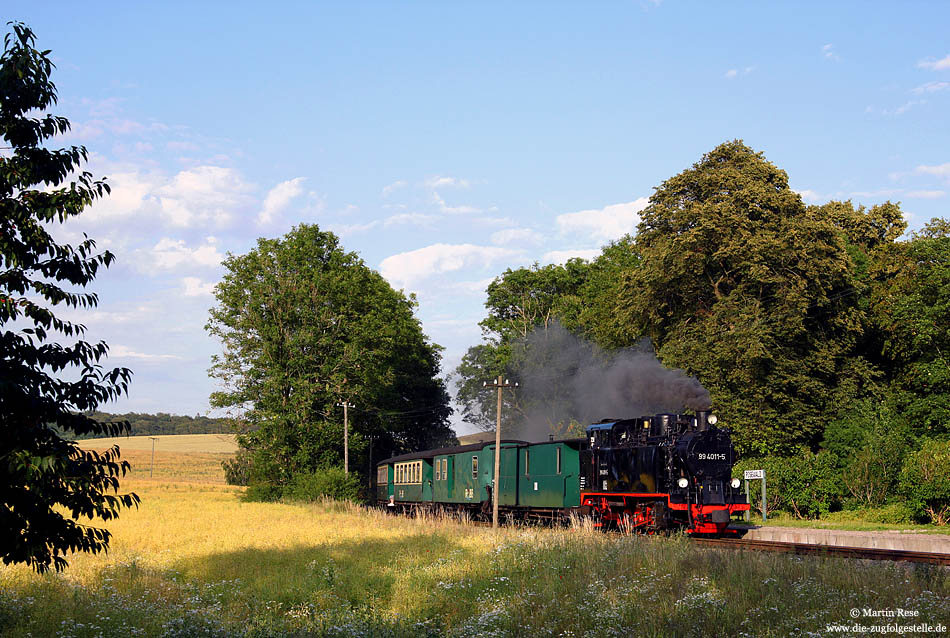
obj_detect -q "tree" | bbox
[618,141,876,455]
[871,218,950,437]
[1,23,137,572]
[900,438,950,525]
[453,259,591,432]
[206,224,454,495]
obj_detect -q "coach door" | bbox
[446,456,455,496]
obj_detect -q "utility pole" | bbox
[483,376,517,528]
[149,437,158,478]
[337,401,354,474]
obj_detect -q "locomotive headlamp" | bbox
[678,478,689,488]
[707,414,718,425]
[731,478,740,489]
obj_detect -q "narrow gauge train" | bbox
[375,411,749,534]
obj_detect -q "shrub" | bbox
[899,438,950,525]
[284,467,362,503]
[242,482,283,502]
[842,425,913,507]
[734,451,841,519]
[222,450,252,486]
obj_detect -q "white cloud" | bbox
[450,278,496,295]
[918,54,950,71]
[906,190,946,199]
[848,188,902,199]
[915,163,950,179]
[381,180,408,196]
[490,228,544,246]
[432,191,481,215]
[794,189,823,204]
[181,276,217,297]
[723,67,754,80]
[148,237,224,270]
[472,216,516,228]
[166,140,201,152]
[326,221,379,237]
[84,170,160,223]
[258,177,305,225]
[912,81,950,94]
[156,166,255,228]
[822,44,839,61]
[384,212,441,227]
[555,198,648,243]
[542,248,601,265]
[425,176,471,189]
[379,243,521,290]
[109,344,183,360]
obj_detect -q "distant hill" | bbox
[65,411,235,440]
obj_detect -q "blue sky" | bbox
[6,2,950,433]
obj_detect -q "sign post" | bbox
[743,469,766,522]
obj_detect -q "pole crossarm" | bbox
[483,376,518,528]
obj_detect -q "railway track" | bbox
[692,536,950,566]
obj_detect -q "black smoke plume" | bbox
[508,322,711,441]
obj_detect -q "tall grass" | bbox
[1,479,947,637]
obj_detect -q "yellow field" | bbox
[79,433,238,453]
[78,434,238,484]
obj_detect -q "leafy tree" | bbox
[206,224,454,495]
[453,260,591,431]
[871,218,950,438]
[576,235,642,349]
[899,438,950,525]
[619,140,876,455]
[0,23,138,572]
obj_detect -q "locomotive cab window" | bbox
[472,456,478,479]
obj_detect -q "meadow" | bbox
[1,443,948,637]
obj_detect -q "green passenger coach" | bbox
[375,438,584,519]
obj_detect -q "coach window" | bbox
[556,448,562,474]
[442,458,448,480]
[435,460,441,481]
[472,456,478,479]
[524,449,530,475]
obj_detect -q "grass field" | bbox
[1,447,948,637]
[78,434,238,484]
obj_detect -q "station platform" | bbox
[733,525,950,554]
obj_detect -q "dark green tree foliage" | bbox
[207,224,453,493]
[899,438,950,525]
[620,141,872,455]
[65,411,234,439]
[872,218,950,438]
[0,24,137,572]
[454,259,591,431]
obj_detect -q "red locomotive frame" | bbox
[580,491,750,535]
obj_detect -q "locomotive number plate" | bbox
[744,469,764,479]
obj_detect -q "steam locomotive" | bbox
[375,411,749,534]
